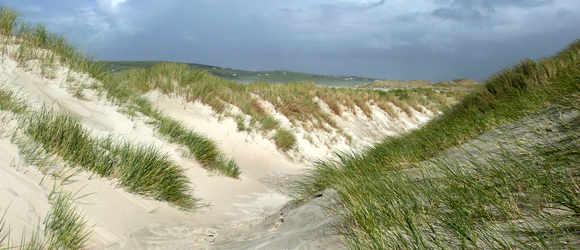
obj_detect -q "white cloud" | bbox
[97,0,128,12]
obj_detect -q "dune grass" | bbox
[107,92,240,178]
[0,5,239,178]
[42,190,91,250]
[331,104,580,249]
[0,210,6,248]
[19,108,197,209]
[108,62,460,152]
[152,113,240,177]
[0,118,89,250]
[0,11,103,80]
[299,39,580,249]
[0,84,28,114]
[0,189,90,250]
[4,4,461,155]
[108,63,298,150]
[273,127,297,152]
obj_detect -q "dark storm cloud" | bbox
[314,0,386,16]
[3,0,580,82]
[431,0,554,21]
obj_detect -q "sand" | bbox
[0,51,436,249]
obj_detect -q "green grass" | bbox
[20,108,197,209]
[0,5,103,84]
[152,114,240,177]
[107,62,300,151]
[0,189,90,250]
[0,209,6,248]
[299,39,580,249]
[0,130,90,250]
[115,94,240,178]
[331,104,580,249]
[273,128,297,152]
[0,84,28,114]
[0,6,18,37]
[43,190,90,250]
[0,99,90,250]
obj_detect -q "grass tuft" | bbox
[20,108,197,209]
[44,190,90,250]
[0,6,19,36]
[273,127,297,152]
[0,85,28,114]
[153,115,241,178]
[0,209,7,248]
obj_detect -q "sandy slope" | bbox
[0,133,50,245]
[0,52,436,249]
[212,190,345,250]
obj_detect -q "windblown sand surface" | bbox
[0,52,436,249]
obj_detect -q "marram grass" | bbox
[0,84,28,114]
[108,62,460,152]
[0,5,240,178]
[273,127,297,152]
[20,108,197,209]
[299,39,580,249]
[0,190,91,250]
[43,190,90,250]
[0,6,18,36]
[147,114,240,178]
[0,209,6,248]
[125,95,240,178]
[333,105,580,249]
[0,135,91,250]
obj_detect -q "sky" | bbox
[3,0,580,82]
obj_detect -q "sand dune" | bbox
[0,51,437,249]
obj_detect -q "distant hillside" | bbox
[103,61,481,90]
[356,78,481,91]
[102,61,376,86]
